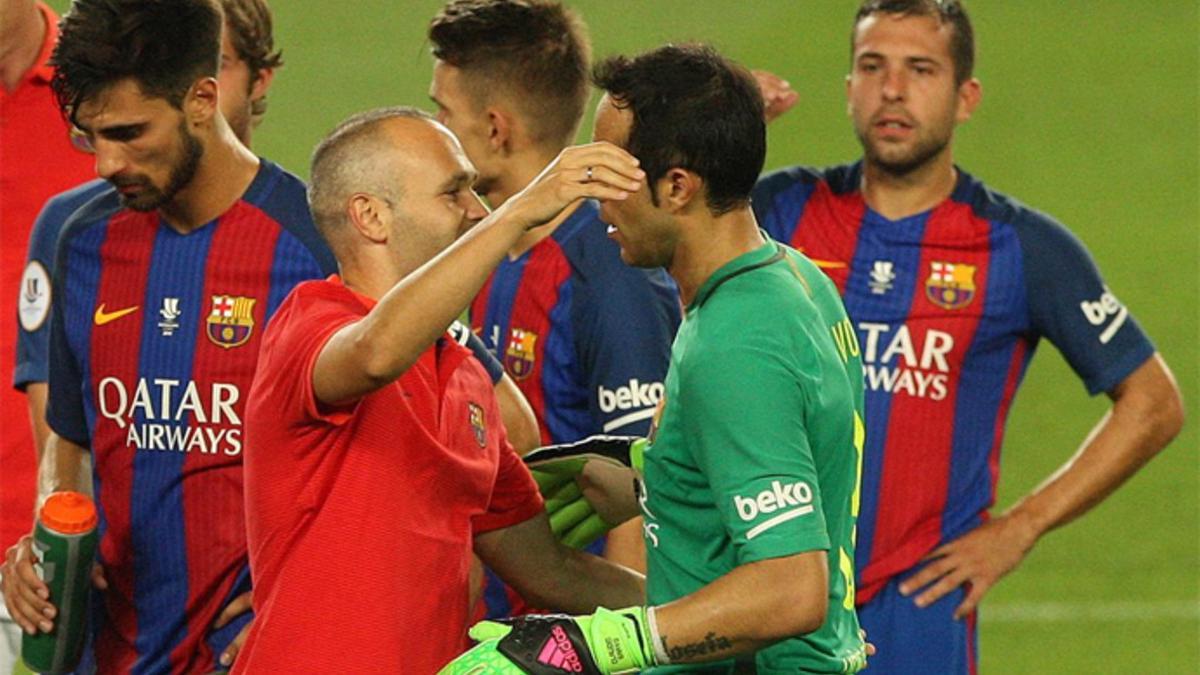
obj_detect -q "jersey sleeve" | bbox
[14,201,62,389]
[263,287,361,427]
[679,334,831,565]
[573,266,679,436]
[472,432,545,534]
[1016,214,1155,395]
[45,235,89,446]
[14,182,105,390]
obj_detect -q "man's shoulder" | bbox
[29,179,111,258]
[241,159,312,220]
[272,279,358,325]
[59,181,122,235]
[43,179,111,224]
[754,162,860,200]
[241,159,336,273]
[692,249,830,353]
[954,169,1069,234]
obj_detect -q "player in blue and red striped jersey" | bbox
[0,1,335,672]
[16,0,284,466]
[427,0,681,617]
[751,1,1184,672]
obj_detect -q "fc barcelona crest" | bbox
[468,402,487,448]
[925,261,976,310]
[206,295,256,349]
[504,327,538,380]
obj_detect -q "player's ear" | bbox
[346,193,390,244]
[657,167,702,214]
[185,76,219,126]
[249,67,276,104]
[486,107,512,155]
[955,77,982,124]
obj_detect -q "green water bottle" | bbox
[21,491,98,674]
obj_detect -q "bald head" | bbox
[309,106,483,273]
[309,108,438,243]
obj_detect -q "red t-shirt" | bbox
[0,2,96,551]
[236,277,542,673]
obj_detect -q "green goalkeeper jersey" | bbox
[641,239,868,674]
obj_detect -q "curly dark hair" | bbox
[51,0,223,119]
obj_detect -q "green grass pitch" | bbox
[46,1,1199,671]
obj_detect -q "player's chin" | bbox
[120,192,166,212]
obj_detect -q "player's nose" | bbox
[464,189,489,222]
[881,67,907,101]
[93,142,128,180]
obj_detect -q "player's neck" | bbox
[492,146,574,258]
[158,123,260,233]
[670,207,765,307]
[860,151,957,221]
[339,261,400,302]
[0,1,45,92]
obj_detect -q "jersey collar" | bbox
[690,236,783,311]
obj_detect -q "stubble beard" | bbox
[858,125,951,178]
[117,122,204,212]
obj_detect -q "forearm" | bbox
[321,213,529,401]
[475,512,644,614]
[529,546,646,614]
[36,432,91,505]
[25,383,50,460]
[1004,354,1183,540]
[602,518,646,573]
[650,552,827,664]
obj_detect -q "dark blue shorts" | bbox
[857,569,978,674]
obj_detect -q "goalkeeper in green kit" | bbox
[441,43,869,674]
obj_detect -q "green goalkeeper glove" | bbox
[437,606,659,675]
[524,436,646,549]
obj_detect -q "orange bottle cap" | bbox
[40,492,98,534]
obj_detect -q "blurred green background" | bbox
[47,0,1200,672]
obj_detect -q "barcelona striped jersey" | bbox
[752,162,1155,605]
[44,160,335,673]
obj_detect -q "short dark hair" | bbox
[429,0,590,147]
[309,107,436,242]
[52,0,223,119]
[593,44,766,215]
[853,0,975,85]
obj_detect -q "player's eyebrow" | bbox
[438,170,476,193]
[906,56,941,68]
[94,123,148,141]
[857,51,942,68]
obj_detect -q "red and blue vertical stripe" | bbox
[48,161,332,673]
[753,163,1036,604]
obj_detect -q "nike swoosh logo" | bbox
[94,303,140,326]
[797,248,848,269]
